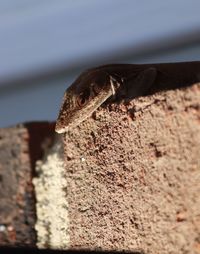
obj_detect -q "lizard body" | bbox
[55,61,200,133]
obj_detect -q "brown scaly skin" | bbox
[55,62,200,133]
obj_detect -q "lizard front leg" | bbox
[124,67,157,99]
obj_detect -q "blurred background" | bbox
[0,0,200,128]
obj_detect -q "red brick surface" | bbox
[0,122,55,247]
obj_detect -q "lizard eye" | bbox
[77,88,90,107]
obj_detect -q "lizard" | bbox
[55,61,200,134]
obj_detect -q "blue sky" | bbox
[0,0,200,127]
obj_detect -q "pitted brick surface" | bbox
[0,122,55,247]
[63,84,200,254]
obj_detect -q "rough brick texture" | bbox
[0,122,55,247]
[63,84,200,254]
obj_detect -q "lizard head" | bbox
[55,69,119,134]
